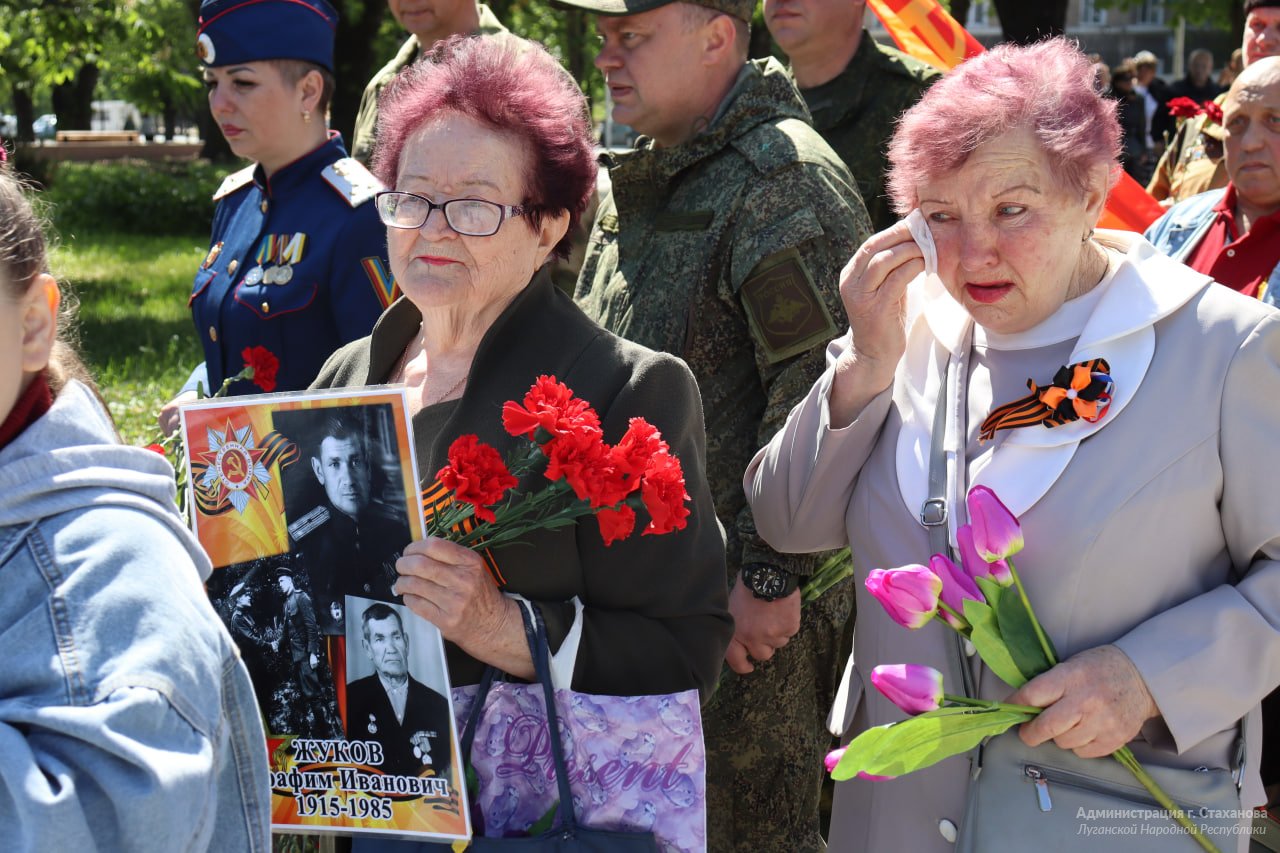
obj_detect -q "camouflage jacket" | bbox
[798,32,938,232]
[575,58,872,583]
[349,4,507,165]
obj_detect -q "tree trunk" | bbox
[565,10,587,88]
[52,63,99,131]
[332,0,388,144]
[991,0,1067,44]
[163,97,178,141]
[12,86,36,144]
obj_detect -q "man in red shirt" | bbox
[1145,55,1280,302]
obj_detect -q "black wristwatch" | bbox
[740,563,799,602]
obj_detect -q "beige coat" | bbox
[745,234,1280,852]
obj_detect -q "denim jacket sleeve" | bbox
[0,507,271,852]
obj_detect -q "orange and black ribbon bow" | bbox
[978,358,1114,443]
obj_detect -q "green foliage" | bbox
[41,159,230,237]
[1095,0,1234,29]
[50,229,208,445]
[994,585,1054,680]
[831,706,1033,781]
[963,596,1028,689]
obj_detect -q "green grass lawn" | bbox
[52,230,208,446]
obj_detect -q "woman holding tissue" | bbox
[745,38,1280,852]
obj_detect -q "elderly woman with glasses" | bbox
[312,32,730,741]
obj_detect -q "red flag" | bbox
[867,0,1163,232]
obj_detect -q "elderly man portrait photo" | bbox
[345,601,455,780]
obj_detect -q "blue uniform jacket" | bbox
[186,133,395,395]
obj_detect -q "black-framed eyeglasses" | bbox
[374,190,525,237]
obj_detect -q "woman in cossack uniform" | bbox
[159,0,394,434]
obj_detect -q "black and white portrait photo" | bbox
[272,404,414,634]
[344,597,455,780]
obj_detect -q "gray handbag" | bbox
[923,360,1247,852]
[954,733,1244,851]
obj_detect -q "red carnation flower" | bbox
[596,505,636,547]
[639,450,690,536]
[1202,101,1223,125]
[502,375,600,443]
[1167,97,1201,119]
[437,434,518,524]
[240,346,279,393]
[144,443,166,456]
[611,418,666,481]
[545,432,610,502]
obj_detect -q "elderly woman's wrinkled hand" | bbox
[1007,645,1160,759]
[394,536,523,662]
[829,221,924,426]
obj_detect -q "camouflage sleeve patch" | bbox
[739,248,838,364]
[322,157,384,207]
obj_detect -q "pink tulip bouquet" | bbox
[828,485,1220,852]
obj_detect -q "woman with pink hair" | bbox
[747,37,1280,850]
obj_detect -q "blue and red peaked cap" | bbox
[196,0,338,72]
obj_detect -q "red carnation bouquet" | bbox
[426,376,691,554]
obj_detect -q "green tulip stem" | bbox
[1007,557,1059,667]
[936,600,970,630]
[942,695,1043,716]
[1111,746,1221,852]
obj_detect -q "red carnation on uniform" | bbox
[240,345,279,393]
[639,450,690,536]
[437,434,518,523]
[596,505,637,547]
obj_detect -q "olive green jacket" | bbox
[797,32,938,232]
[349,4,507,165]
[312,270,733,702]
[574,58,872,589]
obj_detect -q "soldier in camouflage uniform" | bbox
[765,0,938,232]
[349,1,507,165]
[558,0,871,849]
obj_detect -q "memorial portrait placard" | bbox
[180,388,470,841]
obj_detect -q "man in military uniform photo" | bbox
[557,0,872,848]
[346,602,454,780]
[350,0,507,164]
[278,565,323,700]
[765,0,937,231]
[287,411,413,631]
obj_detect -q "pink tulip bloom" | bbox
[930,553,983,627]
[870,664,944,715]
[957,523,1013,587]
[966,485,1025,562]
[824,748,846,773]
[865,565,942,629]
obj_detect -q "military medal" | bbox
[367,713,378,734]
[273,233,307,286]
[250,237,278,286]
